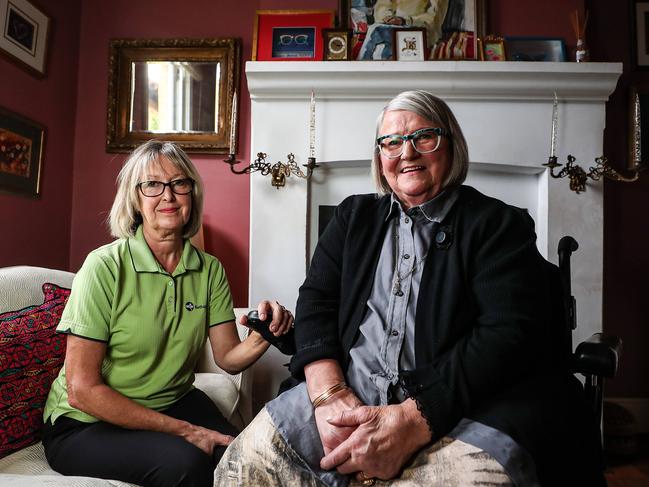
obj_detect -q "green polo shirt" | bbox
[44,226,235,424]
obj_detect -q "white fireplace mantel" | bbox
[245,61,622,410]
[247,61,620,101]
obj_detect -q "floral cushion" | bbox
[0,283,70,458]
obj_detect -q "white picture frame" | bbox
[0,0,50,76]
[393,28,427,61]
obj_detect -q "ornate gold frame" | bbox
[106,38,240,154]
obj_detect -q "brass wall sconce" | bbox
[223,91,318,188]
[224,152,317,189]
[543,155,644,194]
[543,93,646,194]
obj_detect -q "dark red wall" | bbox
[0,0,80,270]
[68,0,336,306]
[489,0,584,54]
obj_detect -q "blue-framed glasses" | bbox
[376,127,450,159]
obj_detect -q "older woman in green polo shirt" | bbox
[42,140,293,487]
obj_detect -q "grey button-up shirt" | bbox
[346,189,458,406]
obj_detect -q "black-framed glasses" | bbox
[137,178,194,197]
[376,127,450,159]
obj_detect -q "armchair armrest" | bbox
[572,332,622,378]
[195,309,252,429]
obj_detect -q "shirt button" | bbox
[403,254,410,259]
[168,297,173,302]
[391,330,399,337]
[404,217,410,224]
[395,290,404,297]
[169,281,174,286]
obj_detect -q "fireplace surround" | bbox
[244,60,622,410]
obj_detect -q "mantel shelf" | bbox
[246,61,622,102]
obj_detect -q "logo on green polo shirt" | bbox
[184,302,207,311]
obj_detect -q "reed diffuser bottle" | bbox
[571,9,590,62]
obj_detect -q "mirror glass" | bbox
[130,61,220,133]
[107,39,240,154]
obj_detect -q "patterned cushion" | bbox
[0,283,70,459]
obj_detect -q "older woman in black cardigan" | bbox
[215,90,605,486]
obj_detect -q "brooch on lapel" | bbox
[434,226,453,250]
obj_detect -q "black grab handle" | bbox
[558,236,578,332]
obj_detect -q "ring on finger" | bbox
[358,472,376,486]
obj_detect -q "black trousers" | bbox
[42,389,239,487]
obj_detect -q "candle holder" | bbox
[224,152,318,189]
[544,92,646,193]
[223,90,318,189]
[543,155,645,194]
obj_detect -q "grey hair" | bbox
[108,140,204,239]
[371,90,469,194]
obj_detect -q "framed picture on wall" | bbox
[349,0,486,60]
[0,105,45,197]
[634,2,649,68]
[0,0,50,76]
[252,10,336,61]
[392,28,427,61]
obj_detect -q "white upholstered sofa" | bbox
[0,266,252,486]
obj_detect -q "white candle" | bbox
[634,93,641,166]
[550,92,558,159]
[229,91,237,155]
[309,90,316,159]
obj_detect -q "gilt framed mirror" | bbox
[106,38,240,154]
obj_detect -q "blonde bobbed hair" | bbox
[108,140,204,239]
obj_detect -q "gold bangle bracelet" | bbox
[311,382,349,409]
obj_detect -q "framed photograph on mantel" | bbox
[481,36,506,61]
[0,0,50,76]
[349,0,486,60]
[505,37,566,62]
[252,10,335,61]
[0,105,45,197]
[393,28,427,61]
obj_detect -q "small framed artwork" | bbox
[634,2,649,68]
[481,36,506,61]
[252,10,335,61]
[505,37,566,62]
[0,0,50,77]
[393,28,427,61]
[0,105,45,197]
[323,29,352,60]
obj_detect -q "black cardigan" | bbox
[290,185,604,485]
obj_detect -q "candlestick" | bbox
[550,92,558,159]
[633,93,641,168]
[309,90,316,159]
[229,91,237,155]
